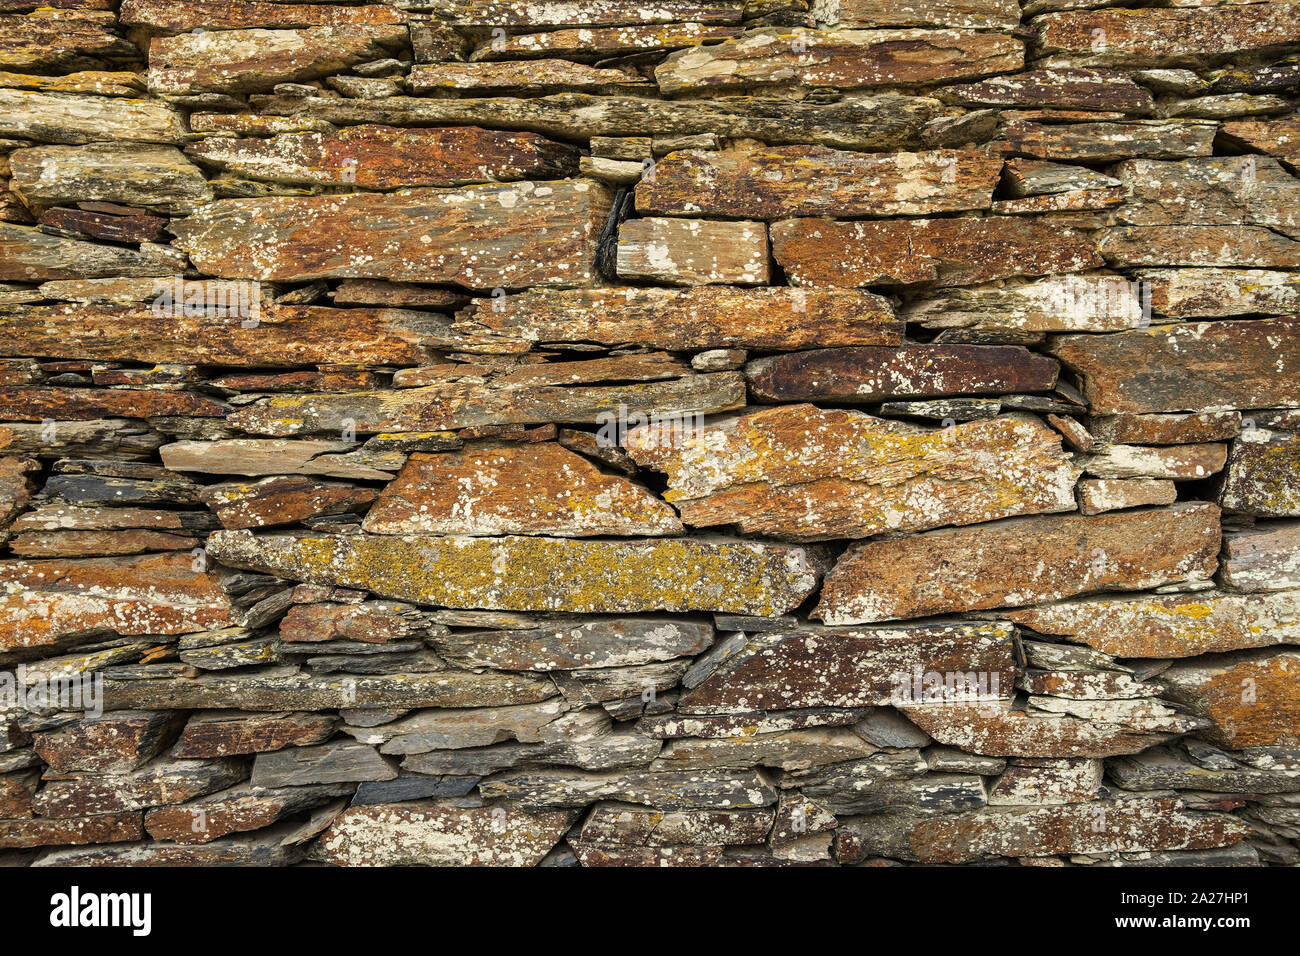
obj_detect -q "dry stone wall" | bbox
[0,0,1297,867]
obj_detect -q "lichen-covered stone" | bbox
[656,28,1023,94]
[170,180,612,288]
[1004,589,1300,659]
[186,125,578,188]
[637,145,1002,218]
[817,503,1220,623]
[319,804,574,866]
[627,404,1078,540]
[1048,319,1300,414]
[680,622,1016,714]
[361,443,681,537]
[771,215,1102,287]
[208,529,825,616]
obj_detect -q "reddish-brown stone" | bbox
[187,125,578,188]
[637,145,1002,218]
[771,216,1102,287]
[817,503,1221,624]
[746,345,1059,403]
[1049,318,1300,414]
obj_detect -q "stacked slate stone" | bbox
[0,0,1298,867]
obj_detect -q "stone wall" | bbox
[0,0,1298,866]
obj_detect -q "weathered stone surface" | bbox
[0,553,233,655]
[1089,411,1241,446]
[410,59,649,95]
[427,0,742,28]
[144,783,349,845]
[0,223,181,281]
[362,443,681,537]
[223,371,747,436]
[638,145,1001,218]
[901,699,1202,758]
[479,768,777,810]
[1048,319,1300,414]
[1110,746,1300,795]
[9,144,211,216]
[32,711,182,774]
[1,0,1296,869]
[148,26,409,94]
[0,89,185,145]
[1004,589,1300,659]
[1221,118,1300,167]
[1081,443,1227,480]
[987,758,1102,805]
[655,28,1023,94]
[209,529,824,616]
[578,802,774,846]
[32,828,304,866]
[1115,157,1300,239]
[435,617,713,671]
[816,0,1018,29]
[471,23,741,59]
[0,10,133,72]
[319,804,573,866]
[616,217,768,286]
[121,0,409,32]
[250,91,945,153]
[453,286,901,351]
[627,404,1078,540]
[746,345,1059,403]
[174,711,337,759]
[679,622,1016,714]
[0,302,451,366]
[279,600,426,645]
[818,504,1220,624]
[187,125,577,188]
[942,67,1152,111]
[251,741,395,788]
[1219,429,1300,517]
[654,728,877,772]
[170,180,612,288]
[1032,5,1300,68]
[7,527,196,557]
[1159,650,1300,749]
[162,439,404,481]
[1096,225,1300,268]
[1223,522,1300,593]
[103,669,556,712]
[904,273,1148,334]
[347,700,568,753]
[1001,120,1216,162]
[908,798,1247,863]
[32,758,247,817]
[201,476,378,530]
[0,813,143,849]
[771,215,1102,287]
[1078,478,1177,515]
[1138,269,1300,319]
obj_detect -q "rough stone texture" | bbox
[2,0,1297,870]
[453,287,902,351]
[627,405,1079,540]
[655,28,1024,94]
[771,216,1103,287]
[171,181,612,288]
[186,125,578,189]
[817,504,1221,624]
[361,443,681,536]
[208,529,825,616]
[637,146,1002,219]
[1049,319,1300,414]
